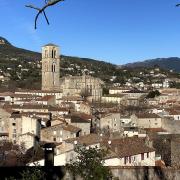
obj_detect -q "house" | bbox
[121,97,140,106]
[15,90,63,104]
[131,113,162,129]
[122,89,147,99]
[123,127,139,137]
[120,116,131,125]
[48,106,69,116]
[79,101,92,115]
[41,123,81,143]
[64,113,91,135]
[0,108,12,141]
[9,112,41,149]
[57,96,83,111]
[36,95,56,106]
[109,87,130,95]
[101,94,126,104]
[103,137,155,166]
[163,108,180,121]
[4,104,49,113]
[97,113,121,133]
[29,134,103,166]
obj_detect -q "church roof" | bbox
[43,43,59,47]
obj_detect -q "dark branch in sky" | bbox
[26,0,64,29]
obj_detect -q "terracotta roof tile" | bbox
[41,123,81,133]
[135,113,160,119]
[102,137,155,158]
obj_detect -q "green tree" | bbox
[66,145,112,180]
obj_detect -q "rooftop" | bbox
[134,113,161,119]
[43,43,59,47]
[102,137,155,158]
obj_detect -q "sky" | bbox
[1,0,180,65]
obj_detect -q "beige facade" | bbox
[101,94,125,104]
[64,114,91,135]
[9,114,41,147]
[79,102,92,115]
[104,151,155,166]
[98,113,121,132]
[60,75,103,102]
[42,44,60,91]
[131,113,162,129]
[0,108,10,133]
[41,123,81,143]
[109,87,130,95]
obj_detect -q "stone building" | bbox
[41,44,60,91]
[60,74,103,102]
[9,113,41,149]
[41,43,103,101]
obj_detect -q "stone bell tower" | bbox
[42,43,60,91]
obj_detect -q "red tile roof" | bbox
[135,113,160,119]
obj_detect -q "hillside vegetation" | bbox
[0,37,179,91]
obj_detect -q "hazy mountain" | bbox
[124,57,180,72]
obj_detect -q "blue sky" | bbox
[1,0,180,65]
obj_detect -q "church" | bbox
[41,43,103,102]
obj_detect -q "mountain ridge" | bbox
[123,57,180,72]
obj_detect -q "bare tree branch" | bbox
[26,0,64,29]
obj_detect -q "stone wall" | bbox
[63,167,180,180]
[110,167,180,180]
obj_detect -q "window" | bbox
[53,137,56,142]
[45,50,48,58]
[124,157,128,164]
[52,50,54,58]
[129,156,131,163]
[147,152,149,158]
[53,64,56,72]
[52,65,54,72]
[141,153,144,160]
[13,129,16,133]
[54,50,56,58]
[12,123,16,126]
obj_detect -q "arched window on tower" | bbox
[52,64,54,72]
[45,50,48,58]
[53,64,56,72]
[52,50,54,58]
[54,50,56,58]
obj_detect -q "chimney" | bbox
[43,143,56,167]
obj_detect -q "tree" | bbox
[146,90,161,99]
[26,0,64,29]
[66,145,112,180]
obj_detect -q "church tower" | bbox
[42,43,60,91]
